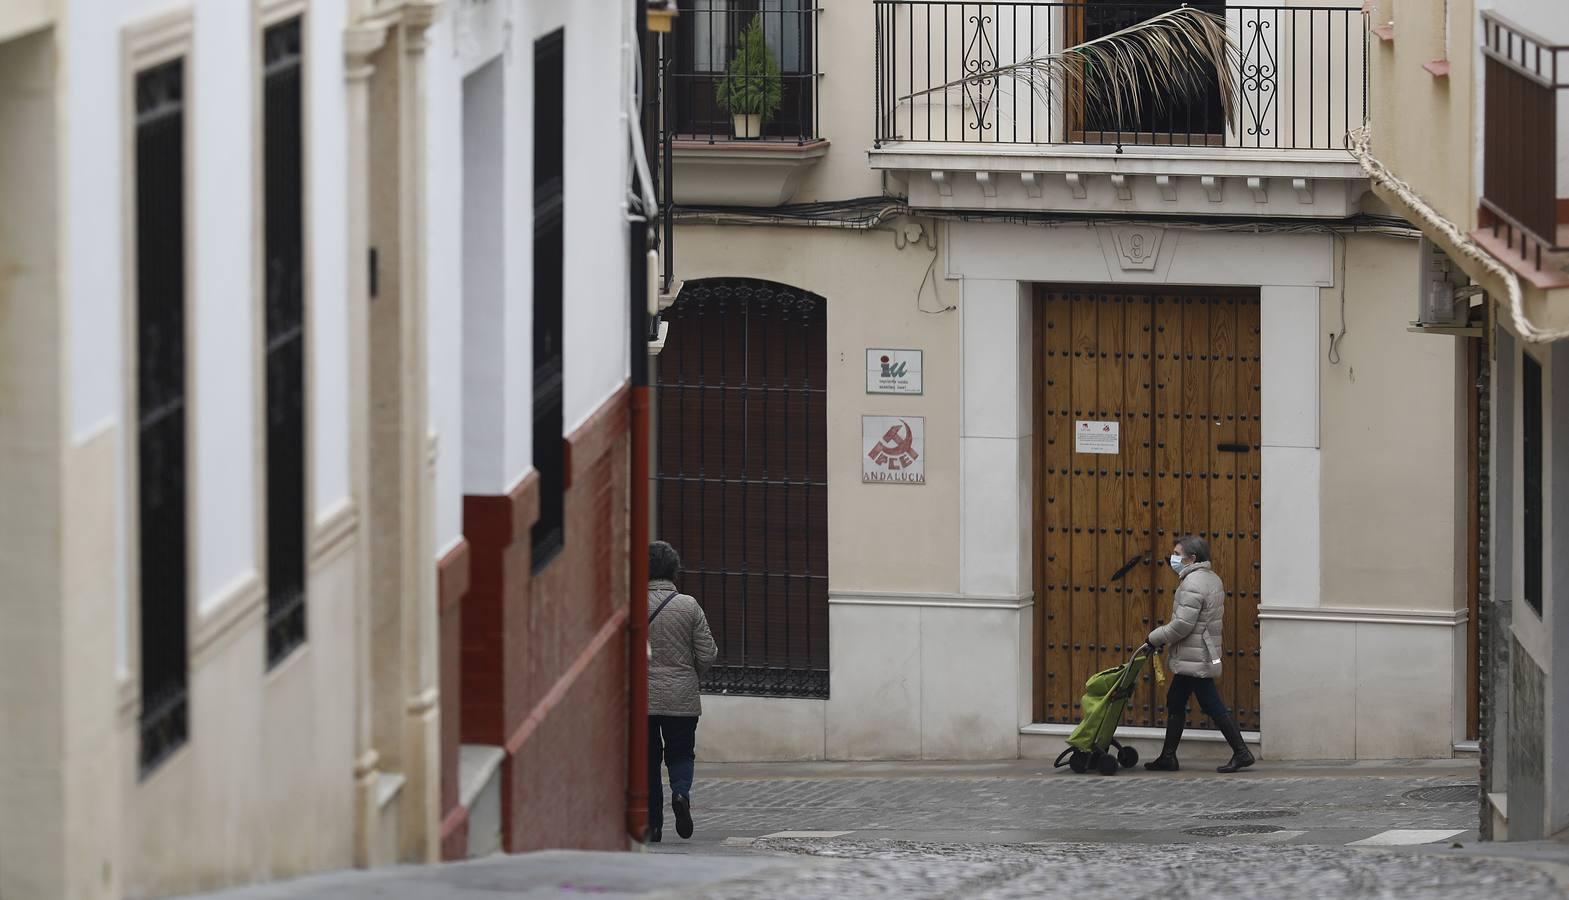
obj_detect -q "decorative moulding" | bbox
[1256,605,1468,627]
[123,6,194,69]
[1110,173,1132,200]
[191,572,266,668]
[311,498,360,568]
[1110,226,1163,271]
[260,0,310,26]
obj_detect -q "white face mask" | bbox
[1169,554,1185,573]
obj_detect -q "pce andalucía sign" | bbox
[862,416,925,484]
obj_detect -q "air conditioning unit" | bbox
[1415,236,1471,327]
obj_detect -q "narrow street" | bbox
[192,760,1569,899]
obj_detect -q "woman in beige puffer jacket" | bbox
[1142,535,1255,774]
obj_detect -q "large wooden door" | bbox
[1033,286,1262,731]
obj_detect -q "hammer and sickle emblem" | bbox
[868,420,920,470]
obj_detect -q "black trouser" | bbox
[648,715,698,832]
[1165,674,1231,722]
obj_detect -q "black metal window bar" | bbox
[873,1,1367,152]
[654,279,829,699]
[264,17,308,666]
[1522,353,1543,617]
[665,0,820,143]
[1480,11,1569,272]
[135,56,190,775]
[532,28,566,571]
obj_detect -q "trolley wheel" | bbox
[1118,746,1140,769]
[1097,753,1120,776]
[1068,750,1090,774]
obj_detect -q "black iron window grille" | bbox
[654,279,829,699]
[532,28,566,572]
[666,0,820,142]
[264,16,308,666]
[135,56,190,775]
[1522,353,1543,617]
[874,1,1367,152]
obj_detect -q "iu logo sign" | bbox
[862,416,925,483]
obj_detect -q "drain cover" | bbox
[1197,809,1298,821]
[1403,785,1478,803]
[1183,824,1285,837]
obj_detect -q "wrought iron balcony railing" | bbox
[1480,11,1569,272]
[873,1,1367,152]
[662,0,821,144]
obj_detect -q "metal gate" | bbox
[1033,286,1262,731]
[654,278,829,698]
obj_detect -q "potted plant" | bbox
[714,15,782,139]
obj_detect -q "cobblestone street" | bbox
[665,759,1488,847]
[193,760,1569,899]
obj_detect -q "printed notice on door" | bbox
[1074,420,1120,454]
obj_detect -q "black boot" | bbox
[1214,711,1255,773]
[1145,717,1183,771]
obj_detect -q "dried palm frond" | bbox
[902,6,1238,133]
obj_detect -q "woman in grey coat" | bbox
[646,541,718,842]
[1142,535,1255,774]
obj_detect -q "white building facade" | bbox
[0,0,643,896]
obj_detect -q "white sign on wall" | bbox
[862,416,925,484]
[1074,420,1120,454]
[866,349,923,394]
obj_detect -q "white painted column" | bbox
[343,16,386,869]
[1259,285,1322,608]
[957,277,1035,740]
[959,278,1032,597]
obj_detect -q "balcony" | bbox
[660,0,827,206]
[1475,11,1569,288]
[869,1,1370,217]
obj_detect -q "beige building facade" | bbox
[657,0,1474,765]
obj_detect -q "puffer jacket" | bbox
[647,579,718,717]
[1147,561,1225,679]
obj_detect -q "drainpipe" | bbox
[626,0,654,846]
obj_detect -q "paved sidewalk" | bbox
[187,759,1569,899]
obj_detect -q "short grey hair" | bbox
[649,541,681,582]
[1175,535,1211,563]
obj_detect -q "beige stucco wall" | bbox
[0,0,55,44]
[789,2,883,203]
[1366,0,1477,229]
[1318,232,1463,613]
[672,221,960,594]
[118,536,359,898]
